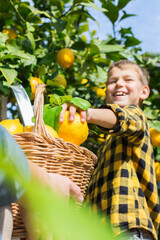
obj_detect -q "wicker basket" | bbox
[12,84,97,239]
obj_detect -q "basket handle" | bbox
[33,83,51,139]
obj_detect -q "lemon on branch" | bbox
[154,162,160,181]
[150,128,160,147]
[0,119,23,134]
[30,76,43,100]
[56,48,75,69]
[59,111,88,146]
[2,29,17,41]
[92,85,106,98]
[47,74,67,88]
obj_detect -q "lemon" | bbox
[59,111,88,145]
[30,77,43,100]
[0,119,23,134]
[47,74,67,88]
[56,48,75,68]
[24,125,59,138]
[97,133,105,143]
[45,125,59,138]
[2,29,17,41]
[92,86,106,98]
[154,162,160,181]
[150,128,160,147]
[81,78,89,86]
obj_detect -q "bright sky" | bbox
[88,0,160,54]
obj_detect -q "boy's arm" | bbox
[60,103,118,129]
[86,108,118,129]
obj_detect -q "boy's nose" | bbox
[116,78,124,86]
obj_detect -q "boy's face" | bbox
[106,65,149,107]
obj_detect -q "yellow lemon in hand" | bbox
[59,111,88,145]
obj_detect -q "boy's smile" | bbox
[106,66,149,107]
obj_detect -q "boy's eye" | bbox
[108,79,117,84]
[126,79,132,82]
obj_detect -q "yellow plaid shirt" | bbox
[85,104,160,240]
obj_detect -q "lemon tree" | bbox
[1,0,160,238]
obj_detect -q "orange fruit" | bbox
[23,125,59,138]
[59,111,88,145]
[30,77,43,99]
[0,119,23,134]
[2,29,17,41]
[56,48,75,68]
[150,128,160,147]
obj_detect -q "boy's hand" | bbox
[59,103,89,123]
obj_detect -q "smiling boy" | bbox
[60,60,160,240]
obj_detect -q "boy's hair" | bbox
[108,60,150,85]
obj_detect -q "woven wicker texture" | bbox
[12,84,97,238]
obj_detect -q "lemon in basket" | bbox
[24,124,59,138]
[59,111,88,145]
[0,119,23,134]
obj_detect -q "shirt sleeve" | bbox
[99,104,147,143]
[0,125,30,207]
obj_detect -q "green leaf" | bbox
[118,0,132,10]
[37,64,46,78]
[43,105,62,133]
[52,17,67,33]
[68,10,95,21]
[49,95,72,106]
[78,24,89,34]
[71,40,86,51]
[26,179,116,240]
[98,44,124,53]
[0,32,8,45]
[119,10,137,22]
[103,1,119,24]
[125,36,141,47]
[89,44,100,56]
[26,31,36,50]
[79,2,108,13]
[26,12,42,23]
[148,120,160,132]
[0,66,17,85]
[69,97,91,110]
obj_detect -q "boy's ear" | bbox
[140,85,150,100]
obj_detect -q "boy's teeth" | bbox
[115,92,125,96]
